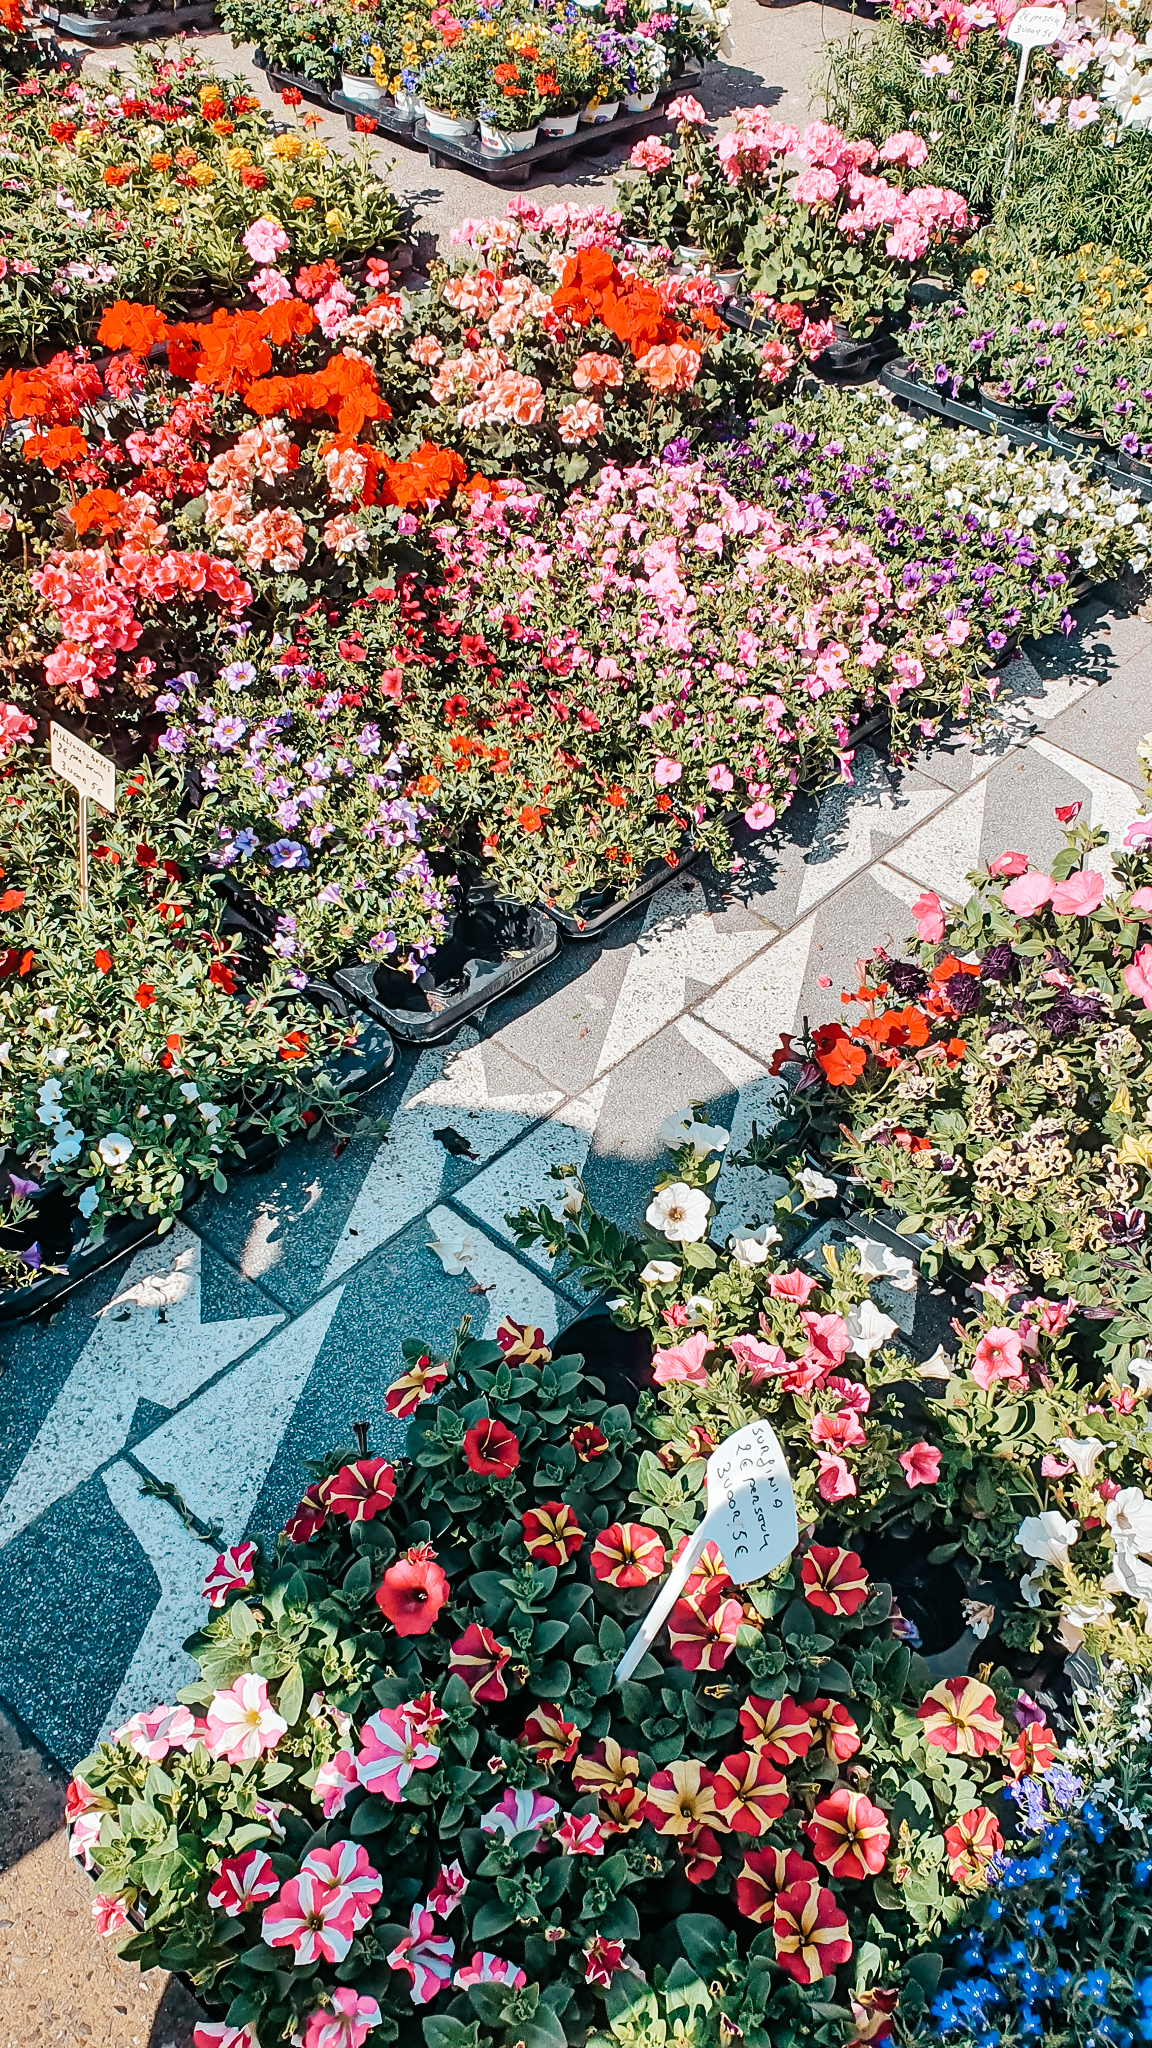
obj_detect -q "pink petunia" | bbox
[112,1703,198,1761]
[302,1988,382,2048]
[799,1311,851,1369]
[988,850,1028,878]
[654,755,682,787]
[69,1809,103,1869]
[262,1842,382,1966]
[427,1859,469,1917]
[556,1811,605,1856]
[205,1675,288,1765]
[744,800,776,830]
[652,1331,713,1386]
[972,1326,1025,1391]
[1050,869,1105,916]
[1001,871,1054,916]
[899,1442,942,1488]
[1124,944,1152,1008]
[92,1893,128,1936]
[453,1952,528,1990]
[769,1269,820,1305]
[729,1333,788,1383]
[816,1453,857,1503]
[208,1848,279,1917]
[481,1788,559,1840]
[387,1904,455,2004]
[202,1541,257,1608]
[356,1706,440,1802]
[313,1748,358,1817]
[193,2027,259,2048]
[910,890,946,942]
[1130,888,1152,912]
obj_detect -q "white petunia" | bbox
[427,1229,481,1275]
[1055,1436,1105,1477]
[97,1132,134,1169]
[1106,1486,1152,1556]
[917,1346,955,1380]
[849,1235,918,1292]
[659,1109,731,1159]
[796,1167,838,1206]
[1016,1510,1079,1568]
[1104,1548,1152,1602]
[683,1295,714,1325]
[1127,1355,1152,1397]
[179,1081,200,1101]
[646,1182,712,1244]
[845,1298,898,1363]
[639,1258,680,1285]
[728,1221,782,1268]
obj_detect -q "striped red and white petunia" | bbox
[667,1580,743,1673]
[735,1846,818,1925]
[202,1541,257,1608]
[261,1841,383,1965]
[589,1521,667,1587]
[319,1458,396,1523]
[944,1804,1004,1888]
[521,1500,585,1566]
[448,1623,511,1702]
[918,1676,1005,1758]
[385,1353,448,1420]
[520,1702,580,1765]
[772,1875,853,1984]
[807,1697,862,1762]
[386,1903,455,2004]
[207,1847,279,1917]
[738,1692,814,1767]
[804,1786,890,1881]
[712,1750,790,1834]
[800,1543,871,1616]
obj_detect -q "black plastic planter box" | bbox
[543,844,701,940]
[42,0,216,39]
[251,51,339,108]
[331,83,685,186]
[333,891,557,1043]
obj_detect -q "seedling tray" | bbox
[42,0,215,40]
[334,86,682,185]
[334,894,557,1043]
[543,844,701,940]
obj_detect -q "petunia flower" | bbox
[302,1988,382,2048]
[917,1677,1004,1757]
[772,1876,852,1984]
[804,1787,890,1880]
[427,1859,468,1917]
[453,1952,527,1990]
[202,1541,257,1608]
[463,1417,520,1476]
[205,1675,288,1765]
[735,1846,818,1924]
[651,1331,713,1385]
[481,1787,559,1840]
[713,1751,789,1835]
[208,1847,279,1917]
[520,1703,580,1766]
[801,1545,870,1616]
[112,1703,197,1761]
[943,1805,1003,1889]
[556,1811,605,1856]
[262,1842,382,1966]
[375,1548,449,1635]
[738,1694,813,1767]
[313,1748,358,1818]
[386,1904,455,2004]
[521,1502,584,1566]
[319,1458,395,1522]
[583,1936,626,1987]
[92,1893,128,1936]
[590,1523,667,1587]
[449,1623,511,1701]
[356,1706,440,1801]
[667,1582,744,1672]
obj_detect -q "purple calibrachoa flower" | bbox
[212,716,248,751]
[267,840,309,870]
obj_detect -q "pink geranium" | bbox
[207,1848,279,1918]
[1001,871,1054,916]
[878,128,929,165]
[1050,870,1105,916]
[262,1842,382,1965]
[629,136,673,172]
[1124,944,1152,1008]
[911,890,946,942]
[303,1989,382,2048]
[387,1904,455,2004]
[356,1706,440,1802]
[242,216,290,265]
[989,849,1028,877]
[92,1893,128,1936]
[652,1331,713,1385]
[972,1326,1026,1390]
[205,1675,288,1765]
[666,94,708,124]
[202,1541,257,1608]
[112,1703,197,1761]
[453,1952,528,1989]
[313,1748,358,1817]
[899,1442,943,1487]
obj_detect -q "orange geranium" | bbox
[70,490,124,536]
[22,426,88,469]
[96,301,170,357]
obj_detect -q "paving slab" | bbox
[1040,643,1152,789]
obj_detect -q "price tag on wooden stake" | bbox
[615,1420,798,1684]
[50,724,116,814]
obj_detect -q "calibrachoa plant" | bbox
[0,49,406,357]
[67,1315,1046,2047]
[0,726,357,1279]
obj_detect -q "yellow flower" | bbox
[74,126,95,149]
[189,162,215,186]
[198,82,219,102]
[969,266,989,288]
[271,132,303,160]
[224,145,252,171]
[1117,1132,1152,1170]
[153,193,181,213]
[325,207,345,233]
[306,139,328,158]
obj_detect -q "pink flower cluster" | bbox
[262,1840,383,1966]
[717,110,800,187]
[205,418,306,573]
[791,123,969,261]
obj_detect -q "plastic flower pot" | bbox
[539,106,580,136]
[340,70,383,103]
[675,243,708,268]
[479,118,539,152]
[978,385,1044,426]
[332,889,558,1043]
[624,88,659,110]
[553,1306,654,1411]
[542,843,700,939]
[1120,448,1152,481]
[579,98,620,123]
[713,266,744,296]
[855,1517,969,1661]
[391,86,418,117]
[423,105,478,138]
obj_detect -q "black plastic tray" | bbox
[0,1004,394,1326]
[334,81,685,184]
[333,896,558,1042]
[880,359,1152,502]
[42,0,215,40]
[543,843,700,939]
[251,52,339,107]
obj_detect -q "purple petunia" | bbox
[267,839,309,870]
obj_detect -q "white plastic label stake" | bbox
[1000,8,1065,201]
[614,1419,798,1684]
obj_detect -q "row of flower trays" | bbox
[252,53,696,187]
[880,359,1152,506]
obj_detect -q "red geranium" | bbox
[463,1417,520,1477]
[375,1545,449,1636]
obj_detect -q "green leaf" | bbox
[470,1899,515,1941]
[278,1663,304,1727]
[423,2019,480,2048]
[520,2010,568,2048]
[675,1914,729,1973]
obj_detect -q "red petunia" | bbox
[773,1876,853,1985]
[375,1546,449,1636]
[208,959,237,994]
[283,1484,326,1543]
[801,1544,870,1617]
[520,1703,579,1765]
[805,1786,890,1881]
[449,1623,511,1702]
[807,1698,861,1762]
[94,948,111,973]
[570,1422,608,1461]
[944,1804,1003,1889]
[319,1457,395,1523]
[1008,1721,1058,1779]
[134,983,156,1008]
[738,1693,814,1768]
[464,1417,520,1477]
[918,1677,1004,1758]
[590,1522,666,1588]
[667,1580,744,1673]
[735,1846,817,1925]
[521,1501,584,1566]
[712,1751,789,1835]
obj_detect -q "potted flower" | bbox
[620,27,665,111]
[417,40,484,137]
[579,26,631,123]
[536,18,600,138]
[477,34,555,153]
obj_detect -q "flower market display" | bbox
[0,47,407,358]
[824,0,1152,257]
